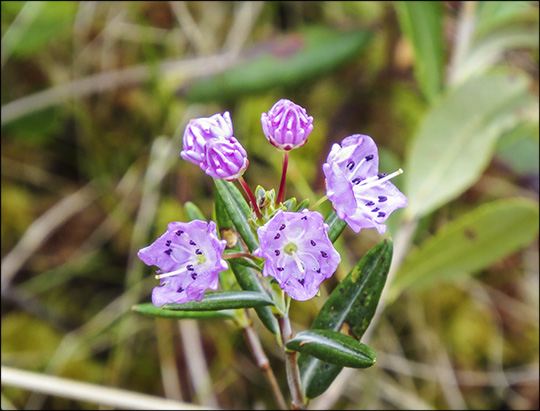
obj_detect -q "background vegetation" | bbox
[1,1,538,409]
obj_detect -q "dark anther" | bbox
[195,249,202,255]
[352,178,362,185]
[298,278,305,285]
[191,273,198,280]
[365,154,374,161]
[365,201,375,206]
[301,216,307,220]
[275,250,280,256]
[377,173,386,179]
[279,224,286,230]
[187,264,194,271]
[310,240,316,246]
[347,161,355,170]
[377,212,386,218]
[165,240,171,246]
[165,249,172,255]
[321,251,328,258]
[378,196,387,202]
[274,233,281,240]
[189,240,196,246]
[316,268,321,273]
[371,207,380,213]
[277,267,284,272]
[177,286,184,293]
[175,230,183,236]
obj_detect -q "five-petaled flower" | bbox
[322,134,408,234]
[253,209,341,301]
[261,99,314,151]
[138,220,228,306]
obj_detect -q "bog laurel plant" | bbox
[133,98,407,409]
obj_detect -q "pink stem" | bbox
[238,176,263,221]
[276,151,289,205]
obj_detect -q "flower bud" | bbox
[180,111,233,166]
[261,99,314,150]
[204,137,249,181]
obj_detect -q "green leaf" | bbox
[214,186,279,334]
[295,198,310,212]
[132,303,235,320]
[214,179,259,253]
[476,1,538,38]
[162,291,273,311]
[390,198,540,300]
[325,209,347,243]
[2,1,78,59]
[175,26,372,102]
[287,330,377,369]
[299,240,393,398]
[394,1,444,102]
[404,73,536,219]
[184,201,207,222]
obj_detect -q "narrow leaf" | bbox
[163,291,273,311]
[215,186,279,334]
[325,209,347,243]
[287,330,376,369]
[404,73,536,219]
[175,26,372,102]
[390,198,539,300]
[299,240,393,398]
[184,201,207,222]
[132,303,235,320]
[394,1,444,102]
[214,178,259,253]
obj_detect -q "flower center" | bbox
[284,242,297,255]
[155,255,206,280]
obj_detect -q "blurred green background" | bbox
[1,1,538,410]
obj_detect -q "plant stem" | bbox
[238,176,263,221]
[277,314,306,410]
[222,252,257,261]
[241,311,288,410]
[276,151,289,205]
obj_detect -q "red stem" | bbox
[276,151,289,205]
[238,176,263,221]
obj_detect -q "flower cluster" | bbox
[138,99,407,305]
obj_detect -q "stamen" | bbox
[155,266,190,280]
[358,168,403,190]
[290,250,305,273]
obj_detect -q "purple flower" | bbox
[261,99,314,150]
[203,137,249,181]
[180,111,233,166]
[138,220,228,306]
[322,134,408,234]
[253,209,340,301]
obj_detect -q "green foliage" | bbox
[286,330,377,368]
[299,240,392,398]
[394,1,444,102]
[162,291,273,311]
[404,72,536,220]
[132,302,236,320]
[391,198,539,299]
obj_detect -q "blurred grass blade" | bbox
[214,178,259,253]
[184,201,207,222]
[325,209,347,243]
[475,1,539,38]
[175,25,372,102]
[390,198,540,300]
[287,330,376,369]
[132,303,235,320]
[394,1,444,102]
[299,240,392,398]
[162,291,273,311]
[215,186,279,334]
[404,72,536,220]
